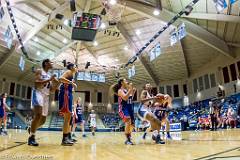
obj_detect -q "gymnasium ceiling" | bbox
[0,0,240,87]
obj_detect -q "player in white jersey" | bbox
[28,59,57,146]
[138,83,165,144]
[88,110,96,136]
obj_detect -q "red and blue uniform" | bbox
[59,77,73,116]
[0,97,6,120]
[118,89,134,124]
[74,104,84,123]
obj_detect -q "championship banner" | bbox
[170,123,182,131]
[161,123,182,132]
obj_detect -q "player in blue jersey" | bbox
[59,62,78,146]
[72,97,86,138]
[0,93,11,136]
[111,78,136,145]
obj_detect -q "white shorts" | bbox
[137,104,150,121]
[31,89,49,116]
[90,121,96,128]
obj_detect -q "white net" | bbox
[100,0,126,23]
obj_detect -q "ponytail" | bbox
[109,78,124,99]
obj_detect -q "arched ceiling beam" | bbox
[122,0,233,58]
[182,13,240,23]
[117,23,159,85]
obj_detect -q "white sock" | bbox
[153,130,159,137]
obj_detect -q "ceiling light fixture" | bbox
[153,9,160,16]
[28,18,33,24]
[135,29,141,35]
[109,0,117,5]
[100,22,106,29]
[93,41,98,46]
[36,51,41,56]
[64,19,69,26]
[34,37,39,42]
[63,38,68,44]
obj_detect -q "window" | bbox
[54,90,59,101]
[97,92,102,103]
[114,94,118,103]
[0,80,2,94]
[9,82,15,96]
[222,67,230,83]
[159,86,164,93]
[183,84,188,95]
[204,74,210,89]
[133,90,137,101]
[198,77,204,91]
[27,87,32,99]
[210,74,216,88]
[21,86,26,98]
[166,86,172,96]
[3,82,9,94]
[173,85,179,97]
[85,91,90,103]
[151,87,158,96]
[230,63,237,81]
[193,78,198,93]
[16,84,21,97]
[237,61,240,73]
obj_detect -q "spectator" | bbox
[227,107,237,128]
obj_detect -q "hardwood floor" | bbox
[0,129,239,160]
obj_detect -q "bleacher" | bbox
[8,92,240,132]
[49,112,64,129]
[101,113,120,128]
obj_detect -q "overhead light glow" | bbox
[28,18,33,24]
[36,51,41,56]
[34,37,39,42]
[153,9,160,16]
[124,46,128,51]
[100,22,106,29]
[115,58,119,62]
[93,41,98,46]
[64,19,69,26]
[135,29,141,35]
[63,38,68,44]
[237,79,240,87]
[109,0,117,5]
[197,91,201,99]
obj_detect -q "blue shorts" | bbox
[119,105,134,124]
[59,84,73,115]
[0,108,5,119]
[154,110,166,121]
[75,114,84,124]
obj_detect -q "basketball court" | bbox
[0,129,239,160]
[0,0,240,159]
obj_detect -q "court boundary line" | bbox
[193,146,240,160]
[0,138,42,153]
[207,155,240,160]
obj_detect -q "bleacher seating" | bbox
[101,113,120,128]
[8,92,240,131]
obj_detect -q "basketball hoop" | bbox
[100,0,126,23]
